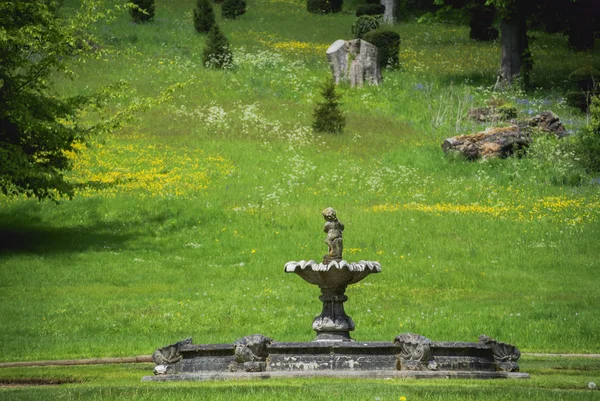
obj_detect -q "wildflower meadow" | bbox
[1,0,599,399]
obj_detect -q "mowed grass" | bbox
[1,0,600,398]
[0,357,599,400]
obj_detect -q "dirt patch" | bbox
[0,378,80,388]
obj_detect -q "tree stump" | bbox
[326,39,382,87]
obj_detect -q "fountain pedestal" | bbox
[313,289,354,341]
[284,260,381,341]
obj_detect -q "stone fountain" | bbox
[142,208,529,382]
[285,207,380,341]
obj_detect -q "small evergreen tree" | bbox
[129,0,155,23]
[194,0,215,33]
[222,0,246,19]
[312,77,345,134]
[202,24,233,69]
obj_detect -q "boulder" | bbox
[326,39,382,87]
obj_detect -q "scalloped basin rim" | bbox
[284,260,381,273]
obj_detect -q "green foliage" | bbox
[221,0,247,19]
[193,0,215,33]
[351,15,381,39]
[0,0,118,201]
[575,95,600,173]
[520,47,534,89]
[202,24,233,68]
[129,0,155,23]
[356,3,385,17]
[498,104,517,119]
[312,77,345,134]
[307,0,330,14]
[362,28,400,69]
[568,66,600,91]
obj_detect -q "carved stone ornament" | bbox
[478,335,521,372]
[233,334,272,372]
[233,334,272,363]
[152,337,193,365]
[394,333,435,371]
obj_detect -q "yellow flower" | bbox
[251,249,256,254]
[400,397,407,401]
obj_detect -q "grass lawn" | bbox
[1,0,599,398]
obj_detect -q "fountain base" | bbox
[143,334,529,382]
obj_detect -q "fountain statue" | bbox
[284,208,381,341]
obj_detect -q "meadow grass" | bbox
[1,0,600,398]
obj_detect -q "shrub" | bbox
[362,28,400,69]
[202,24,233,69]
[313,77,345,134]
[194,0,215,33]
[222,0,246,19]
[351,15,380,39]
[356,3,385,16]
[568,66,600,91]
[307,0,330,14]
[575,95,600,173]
[129,0,155,23]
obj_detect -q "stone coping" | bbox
[142,370,530,382]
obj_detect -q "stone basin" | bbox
[285,259,381,341]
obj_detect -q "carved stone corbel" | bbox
[479,335,521,372]
[233,334,272,372]
[394,333,436,371]
[152,337,192,375]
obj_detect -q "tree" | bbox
[0,0,119,201]
[221,0,246,19]
[193,0,216,33]
[313,77,345,134]
[202,24,233,68]
[129,0,155,23]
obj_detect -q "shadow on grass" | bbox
[0,223,133,256]
[0,202,134,257]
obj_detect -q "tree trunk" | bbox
[326,39,382,87]
[496,14,528,89]
[380,0,399,24]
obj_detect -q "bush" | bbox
[576,95,600,173]
[313,77,345,134]
[307,0,330,14]
[202,24,233,69]
[351,15,380,39]
[356,3,385,16]
[568,66,600,91]
[129,0,155,23]
[222,0,246,19]
[193,0,215,33]
[362,28,400,69]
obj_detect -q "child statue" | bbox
[322,207,344,264]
